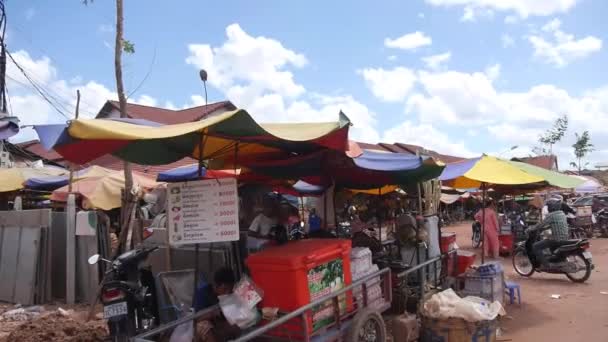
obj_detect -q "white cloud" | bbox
[388,55,397,61]
[502,34,515,48]
[484,63,501,81]
[422,52,451,70]
[418,13,426,19]
[460,5,494,22]
[384,31,432,50]
[132,95,158,107]
[358,67,417,102]
[397,64,608,169]
[186,23,308,99]
[186,24,382,142]
[382,121,477,157]
[504,15,519,24]
[425,0,579,18]
[528,18,602,67]
[6,51,120,143]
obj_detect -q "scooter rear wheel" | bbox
[513,248,535,277]
[565,253,592,283]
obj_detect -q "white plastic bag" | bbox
[422,289,505,322]
[219,294,259,329]
[169,321,194,342]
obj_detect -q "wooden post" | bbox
[193,135,205,306]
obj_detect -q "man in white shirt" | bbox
[247,195,279,251]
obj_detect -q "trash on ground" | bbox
[551,294,561,299]
[421,288,505,322]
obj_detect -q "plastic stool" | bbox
[505,281,521,305]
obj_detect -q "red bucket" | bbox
[456,250,476,275]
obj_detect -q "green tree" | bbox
[539,115,568,154]
[570,131,594,172]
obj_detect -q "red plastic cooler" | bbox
[246,239,353,337]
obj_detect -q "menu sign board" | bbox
[167,178,239,245]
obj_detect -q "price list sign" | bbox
[167,178,239,245]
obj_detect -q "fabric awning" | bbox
[0,166,68,192]
[440,155,544,188]
[507,161,584,188]
[34,109,352,166]
[156,164,239,182]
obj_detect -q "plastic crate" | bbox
[459,271,504,305]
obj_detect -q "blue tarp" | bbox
[24,176,69,191]
[157,164,207,182]
[292,180,327,195]
[438,157,480,181]
[353,150,426,171]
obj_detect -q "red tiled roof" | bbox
[513,155,558,170]
[355,141,465,164]
[97,100,236,124]
[15,140,65,164]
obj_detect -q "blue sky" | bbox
[5,0,608,168]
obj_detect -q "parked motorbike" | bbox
[595,208,608,238]
[566,213,587,239]
[471,220,481,248]
[88,246,160,341]
[512,228,593,283]
[508,211,527,243]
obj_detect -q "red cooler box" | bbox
[246,239,353,337]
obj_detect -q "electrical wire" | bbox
[6,51,72,119]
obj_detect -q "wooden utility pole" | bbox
[114,0,135,253]
[114,0,134,192]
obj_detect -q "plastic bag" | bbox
[421,289,505,322]
[219,294,260,329]
[233,275,263,309]
[169,321,193,342]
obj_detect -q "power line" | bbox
[6,50,71,119]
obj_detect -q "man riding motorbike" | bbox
[531,196,570,268]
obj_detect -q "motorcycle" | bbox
[595,208,608,237]
[512,228,593,283]
[88,246,160,341]
[567,213,587,239]
[508,211,527,243]
[471,220,481,248]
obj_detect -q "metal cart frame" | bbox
[133,268,392,342]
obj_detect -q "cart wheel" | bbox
[346,308,386,342]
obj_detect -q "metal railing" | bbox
[133,268,391,342]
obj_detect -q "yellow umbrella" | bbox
[0,166,68,192]
[51,170,159,210]
[348,185,398,195]
[440,155,544,188]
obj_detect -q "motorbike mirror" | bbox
[88,254,100,265]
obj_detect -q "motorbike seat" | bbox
[553,239,583,247]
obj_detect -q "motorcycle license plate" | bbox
[583,251,593,260]
[104,302,128,319]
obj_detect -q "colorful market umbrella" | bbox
[245,149,444,189]
[0,165,68,192]
[439,155,544,188]
[156,164,239,182]
[34,109,353,166]
[506,161,584,189]
[439,155,544,263]
[24,165,116,190]
[51,170,159,210]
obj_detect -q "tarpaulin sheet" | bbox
[0,166,68,192]
[156,164,238,182]
[24,166,116,191]
[34,109,352,166]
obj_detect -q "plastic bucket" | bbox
[421,316,497,342]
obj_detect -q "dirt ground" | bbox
[445,221,608,342]
[0,303,106,342]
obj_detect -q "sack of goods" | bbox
[350,247,383,308]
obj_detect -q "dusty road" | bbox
[445,221,608,342]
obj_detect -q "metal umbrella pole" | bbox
[481,182,487,264]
